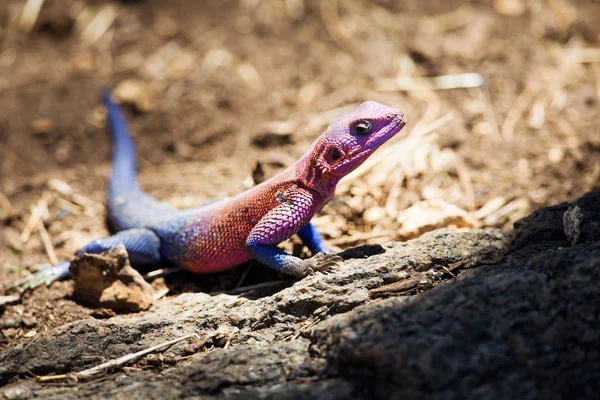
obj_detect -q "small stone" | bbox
[91,308,117,319]
[31,118,55,135]
[22,315,37,328]
[114,80,155,113]
[146,354,163,366]
[493,0,525,16]
[70,245,155,312]
[0,317,20,329]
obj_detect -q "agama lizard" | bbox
[13,93,406,290]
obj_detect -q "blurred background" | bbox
[0,0,599,288]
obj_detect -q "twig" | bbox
[223,327,239,350]
[284,0,305,19]
[20,193,51,243]
[18,0,45,33]
[80,4,117,45]
[559,47,600,64]
[501,82,539,140]
[235,265,252,289]
[376,73,484,91]
[153,288,170,302]
[0,191,13,213]
[37,219,58,265]
[454,156,475,211]
[212,280,291,295]
[143,267,182,280]
[320,0,351,50]
[418,4,476,35]
[477,86,501,139]
[37,334,201,382]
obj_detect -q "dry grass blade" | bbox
[418,4,476,35]
[376,73,484,91]
[80,5,117,45]
[37,219,58,265]
[501,82,539,140]
[18,0,44,33]
[20,194,50,243]
[0,191,13,213]
[320,0,351,50]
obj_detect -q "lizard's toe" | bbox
[8,262,70,293]
[310,253,344,273]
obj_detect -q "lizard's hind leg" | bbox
[11,228,163,292]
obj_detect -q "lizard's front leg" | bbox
[297,222,330,254]
[245,189,342,277]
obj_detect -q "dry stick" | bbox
[501,82,539,141]
[153,288,170,302]
[477,86,501,140]
[18,0,45,33]
[80,4,118,45]
[37,219,58,265]
[0,191,13,213]
[143,267,182,280]
[320,0,352,50]
[561,47,600,64]
[21,203,42,243]
[235,265,253,289]
[408,89,442,135]
[211,280,291,295]
[595,64,600,104]
[37,334,201,383]
[454,157,476,211]
[223,327,240,350]
[376,73,484,92]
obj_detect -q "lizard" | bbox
[12,92,406,290]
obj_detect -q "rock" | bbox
[1,189,600,398]
[69,245,155,312]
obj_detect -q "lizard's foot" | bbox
[303,252,344,276]
[8,261,71,293]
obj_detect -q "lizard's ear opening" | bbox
[327,147,342,163]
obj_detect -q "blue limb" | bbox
[11,228,162,292]
[246,241,343,277]
[76,228,162,265]
[298,222,329,254]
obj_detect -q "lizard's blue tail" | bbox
[103,90,138,195]
[103,90,175,231]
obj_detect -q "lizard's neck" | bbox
[293,149,339,197]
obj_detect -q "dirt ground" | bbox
[0,0,599,356]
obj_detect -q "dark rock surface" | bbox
[1,190,600,399]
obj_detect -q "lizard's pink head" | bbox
[311,101,406,179]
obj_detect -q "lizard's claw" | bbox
[8,261,71,293]
[305,252,344,275]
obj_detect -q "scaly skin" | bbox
[12,93,406,290]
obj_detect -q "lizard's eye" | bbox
[328,147,342,162]
[353,120,372,135]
